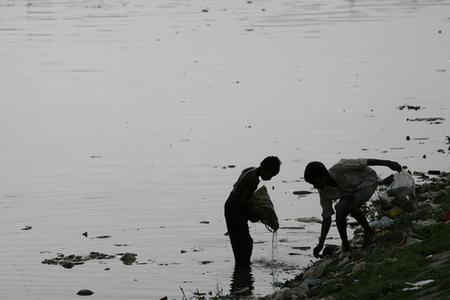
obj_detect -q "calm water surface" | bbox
[1,0,449,299]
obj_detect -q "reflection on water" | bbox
[230,265,255,297]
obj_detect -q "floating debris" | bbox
[42,252,115,269]
[407,117,445,122]
[428,170,441,175]
[279,226,306,230]
[398,105,421,110]
[293,190,313,196]
[77,289,94,296]
[91,235,111,239]
[295,216,322,224]
[291,246,311,251]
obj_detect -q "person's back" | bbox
[328,159,378,194]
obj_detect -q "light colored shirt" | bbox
[319,159,378,218]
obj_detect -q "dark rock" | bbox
[60,261,75,269]
[21,225,32,230]
[120,253,137,265]
[200,260,213,265]
[322,244,340,257]
[82,232,88,237]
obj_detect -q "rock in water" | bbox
[77,289,94,296]
[120,253,137,265]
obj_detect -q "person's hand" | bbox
[388,161,402,172]
[313,243,323,258]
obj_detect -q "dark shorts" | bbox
[335,181,378,214]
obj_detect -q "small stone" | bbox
[120,253,137,265]
[82,232,88,237]
[77,289,94,296]
[21,225,32,230]
[406,136,411,141]
[351,261,367,275]
[60,261,76,269]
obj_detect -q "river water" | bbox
[1,0,449,299]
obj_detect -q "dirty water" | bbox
[1,0,450,299]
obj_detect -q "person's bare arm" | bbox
[367,159,402,171]
[313,216,331,258]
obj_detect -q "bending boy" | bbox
[225,156,281,267]
[304,158,401,257]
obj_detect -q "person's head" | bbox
[259,156,281,181]
[304,161,329,189]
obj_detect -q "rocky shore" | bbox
[259,171,450,300]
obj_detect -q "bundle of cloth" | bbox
[249,186,279,231]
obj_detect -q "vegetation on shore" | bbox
[265,172,450,300]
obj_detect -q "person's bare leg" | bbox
[336,211,350,251]
[349,204,374,246]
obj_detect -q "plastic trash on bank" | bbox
[369,216,394,229]
[379,171,416,213]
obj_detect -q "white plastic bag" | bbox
[249,186,279,232]
[380,171,416,212]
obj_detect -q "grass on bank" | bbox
[318,193,450,300]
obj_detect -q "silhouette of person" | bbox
[304,158,402,257]
[224,156,281,266]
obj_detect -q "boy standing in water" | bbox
[304,158,402,257]
[225,156,281,267]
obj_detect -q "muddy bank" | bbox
[260,172,450,300]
